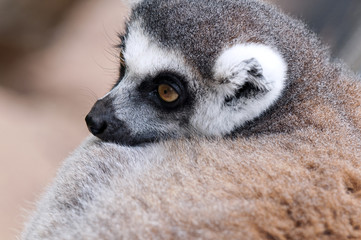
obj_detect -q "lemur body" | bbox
[23,0,361,239]
[22,132,361,239]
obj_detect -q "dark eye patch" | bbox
[113,33,128,88]
[113,64,126,89]
[138,72,190,111]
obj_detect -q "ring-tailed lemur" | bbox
[22,0,361,239]
[85,0,289,145]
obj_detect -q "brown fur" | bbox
[22,70,361,238]
[22,122,361,239]
[22,0,361,239]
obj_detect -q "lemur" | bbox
[85,0,288,145]
[23,0,361,239]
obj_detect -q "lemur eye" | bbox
[158,84,179,102]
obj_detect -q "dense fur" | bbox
[22,126,361,239]
[22,0,361,239]
[85,0,291,145]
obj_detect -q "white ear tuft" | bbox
[213,43,287,106]
[190,43,287,137]
[214,43,287,93]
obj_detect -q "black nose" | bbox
[85,114,108,136]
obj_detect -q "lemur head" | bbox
[85,0,287,145]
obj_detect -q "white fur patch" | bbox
[97,20,197,137]
[191,43,287,136]
[122,21,191,81]
[103,20,196,102]
[214,43,286,94]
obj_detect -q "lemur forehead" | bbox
[131,0,270,79]
[123,21,192,81]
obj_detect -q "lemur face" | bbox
[85,0,287,146]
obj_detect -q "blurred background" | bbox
[0,0,361,239]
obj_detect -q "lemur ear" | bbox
[213,43,287,103]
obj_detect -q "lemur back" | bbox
[23,0,361,239]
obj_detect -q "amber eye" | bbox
[158,84,179,102]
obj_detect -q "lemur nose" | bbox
[85,115,108,136]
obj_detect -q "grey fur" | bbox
[126,0,331,136]
[22,0,361,239]
[132,0,320,79]
[85,0,293,145]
